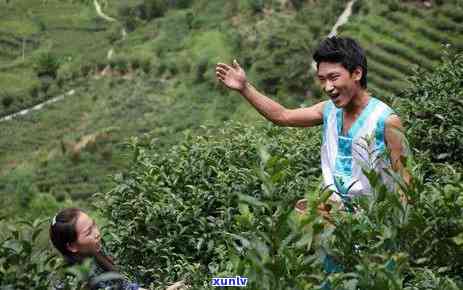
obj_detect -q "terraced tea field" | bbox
[340,1,463,99]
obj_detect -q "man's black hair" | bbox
[313,36,368,88]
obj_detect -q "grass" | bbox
[0,0,114,116]
[0,69,249,212]
[0,76,167,197]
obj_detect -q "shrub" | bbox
[222,147,331,290]
[248,0,264,14]
[47,83,60,98]
[168,0,192,9]
[129,54,152,73]
[107,23,123,44]
[397,51,463,170]
[1,93,14,108]
[117,3,139,32]
[57,62,79,83]
[97,124,463,289]
[0,219,59,290]
[1,165,37,212]
[29,84,40,99]
[136,0,168,20]
[39,75,54,94]
[79,61,94,77]
[33,51,60,79]
[109,55,129,73]
[288,0,304,10]
[96,123,322,287]
[194,56,208,83]
[387,0,401,12]
[249,19,315,97]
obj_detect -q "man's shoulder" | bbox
[373,97,396,114]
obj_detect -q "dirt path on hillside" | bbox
[329,0,357,37]
[311,0,357,70]
[1,1,356,122]
[0,90,75,122]
[93,0,116,22]
[0,0,126,123]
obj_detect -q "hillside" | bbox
[0,0,347,218]
[1,0,462,218]
[339,0,463,98]
[0,0,111,116]
[1,1,463,289]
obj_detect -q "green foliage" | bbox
[0,165,37,211]
[169,0,193,9]
[136,0,168,20]
[247,0,264,14]
[33,51,60,79]
[351,0,372,15]
[0,217,116,290]
[2,2,463,288]
[109,55,129,73]
[341,0,463,98]
[117,0,168,31]
[96,123,321,287]
[185,30,233,85]
[0,218,60,290]
[397,51,463,170]
[240,0,346,99]
[325,167,463,288]
[98,126,463,289]
[1,91,15,108]
[288,0,304,10]
[224,147,331,290]
[249,17,315,96]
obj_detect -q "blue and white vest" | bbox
[321,97,395,202]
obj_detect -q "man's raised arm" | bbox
[216,60,325,127]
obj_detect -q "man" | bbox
[216,36,409,211]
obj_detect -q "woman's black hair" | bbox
[313,36,368,88]
[49,208,116,272]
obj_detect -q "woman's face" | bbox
[67,212,102,257]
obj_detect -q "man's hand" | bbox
[216,60,247,92]
[295,198,337,225]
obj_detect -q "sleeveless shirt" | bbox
[321,97,394,203]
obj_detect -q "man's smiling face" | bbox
[317,62,363,108]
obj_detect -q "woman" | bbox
[50,208,186,290]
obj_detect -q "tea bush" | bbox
[396,51,463,171]
[96,123,322,287]
[208,148,463,290]
[92,52,463,289]
[97,131,463,289]
[222,148,333,290]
